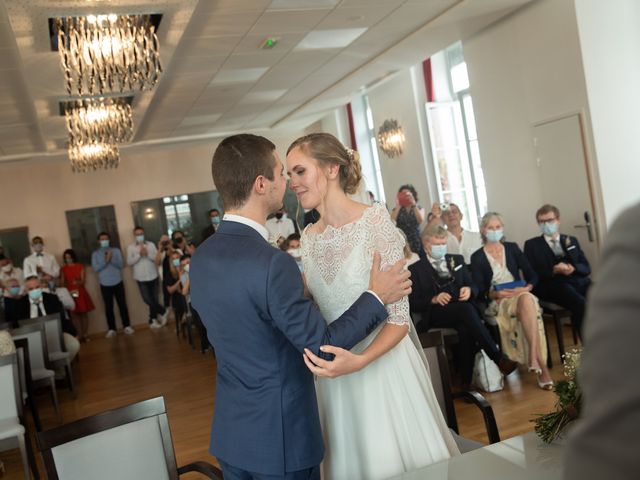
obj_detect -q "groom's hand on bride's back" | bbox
[368,251,412,304]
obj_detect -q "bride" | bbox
[286,133,459,480]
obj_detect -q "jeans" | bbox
[100,282,130,330]
[137,278,165,322]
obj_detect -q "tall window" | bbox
[362,95,386,204]
[163,195,191,234]
[426,42,487,231]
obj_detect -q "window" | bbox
[362,95,386,204]
[425,42,487,231]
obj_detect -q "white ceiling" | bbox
[0,0,533,164]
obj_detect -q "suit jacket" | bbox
[523,234,591,286]
[190,220,388,476]
[565,202,640,479]
[470,241,538,305]
[408,254,479,324]
[4,292,74,335]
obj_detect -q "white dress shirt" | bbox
[30,299,47,318]
[446,230,482,264]
[544,234,564,256]
[265,215,296,243]
[127,241,159,282]
[224,214,270,241]
[23,252,60,279]
[0,266,24,286]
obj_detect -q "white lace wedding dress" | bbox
[301,203,459,480]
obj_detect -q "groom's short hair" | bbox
[212,134,276,210]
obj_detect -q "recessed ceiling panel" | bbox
[295,28,367,50]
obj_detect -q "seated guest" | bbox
[409,225,516,388]
[5,275,80,361]
[23,235,60,284]
[2,278,23,320]
[266,208,296,245]
[0,254,24,287]
[470,212,553,390]
[427,202,481,264]
[201,209,221,242]
[166,249,187,327]
[524,204,591,336]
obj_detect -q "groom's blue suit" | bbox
[190,220,388,477]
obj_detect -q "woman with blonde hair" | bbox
[470,212,553,389]
[286,132,458,480]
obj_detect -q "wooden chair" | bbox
[540,301,580,361]
[22,314,76,394]
[11,323,61,422]
[419,330,500,451]
[37,396,223,480]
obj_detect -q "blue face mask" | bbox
[430,244,448,260]
[172,258,180,267]
[540,221,558,237]
[28,288,43,302]
[211,216,221,226]
[9,286,21,296]
[135,235,145,243]
[486,229,504,243]
[100,240,110,248]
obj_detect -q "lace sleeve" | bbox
[366,204,411,326]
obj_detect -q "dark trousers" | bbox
[137,278,165,322]
[100,282,130,330]
[218,460,319,480]
[417,302,501,384]
[535,278,590,336]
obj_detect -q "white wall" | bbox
[574,0,640,225]
[462,0,598,245]
[0,132,303,334]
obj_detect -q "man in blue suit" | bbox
[524,204,591,336]
[190,134,411,480]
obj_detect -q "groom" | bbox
[190,134,411,480]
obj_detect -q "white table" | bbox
[389,431,564,479]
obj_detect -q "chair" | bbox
[540,301,580,361]
[13,338,42,432]
[11,323,61,422]
[37,396,223,480]
[22,314,76,394]
[0,352,39,479]
[419,330,500,452]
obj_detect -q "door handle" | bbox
[573,211,594,242]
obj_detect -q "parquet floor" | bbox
[1,319,578,479]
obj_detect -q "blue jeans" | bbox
[136,278,165,322]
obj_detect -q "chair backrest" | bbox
[0,352,21,420]
[11,323,49,371]
[12,338,32,404]
[419,330,459,432]
[21,313,66,355]
[38,397,179,480]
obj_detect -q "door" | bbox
[533,114,600,265]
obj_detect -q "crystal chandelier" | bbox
[377,119,406,158]
[56,14,162,95]
[65,98,133,145]
[68,141,120,173]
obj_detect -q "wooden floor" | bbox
[1,319,578,479]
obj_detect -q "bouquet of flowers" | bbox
[532,348,582,443]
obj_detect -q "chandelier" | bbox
[377,119,406,158]
[56,14,162,95]
[65,98,133,145]
[68,141,120,173]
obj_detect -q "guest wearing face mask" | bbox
[201,209,221,242]
[0,254,24,287]
[524,204,591,337]
[409,225,517,388]
[91,232,133,338]
[61,248,95,342]
[2,278,23,322]
[127,226,169,330]
[266,208,296,245]
[283,233,303,272]
[470,212,553,390]
[23,236,60,287]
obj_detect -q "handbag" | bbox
[472,349,504,392]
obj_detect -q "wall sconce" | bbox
[144,208,155,219]
[377,119,405,158]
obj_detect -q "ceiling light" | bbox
[295,28,367,50]
[55,14,162,95]
[65,98,133,146]
[68,141,119,173]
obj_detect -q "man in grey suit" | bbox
[564,201,640,479]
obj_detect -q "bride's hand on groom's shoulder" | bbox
[303,346,365,378]
[368,252,412,305]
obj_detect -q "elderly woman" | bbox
[390,184,425,256]
[470,212,553,390]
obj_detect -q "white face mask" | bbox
[1,264,12,273]
[287,248,301,258]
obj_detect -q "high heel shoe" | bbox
[528,365,542,375]
[537,374,554,391]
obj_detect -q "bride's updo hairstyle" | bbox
[287,133,362,195]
